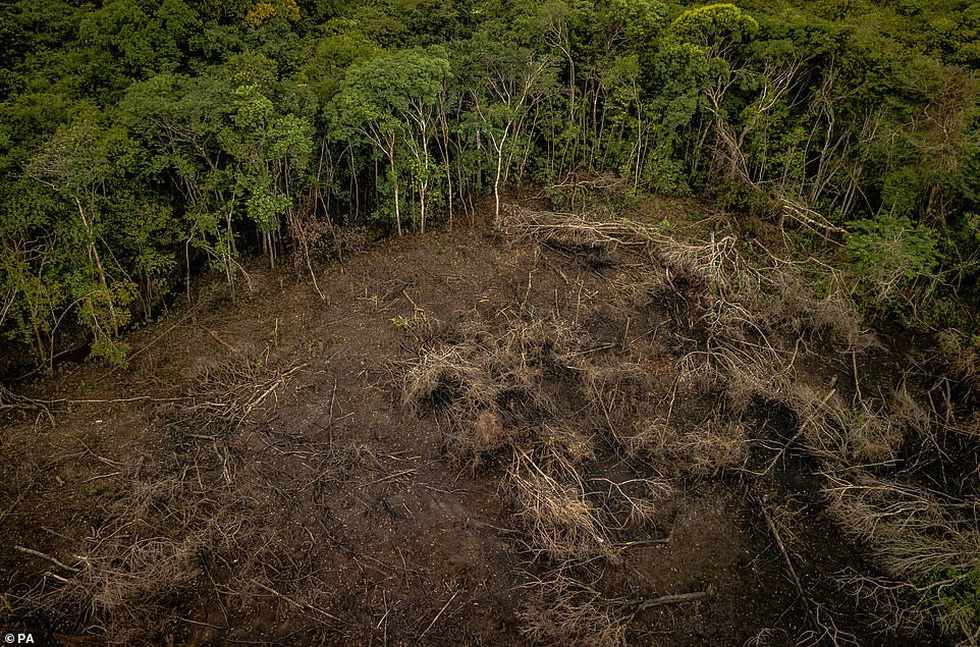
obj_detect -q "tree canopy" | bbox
[1,0,979,378]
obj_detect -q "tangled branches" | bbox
[501,205,661,264]
[159,357,305,436]
[7,461,268,644]
[825,471,980,639]
[399,205,978,644]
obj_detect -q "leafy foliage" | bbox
[0,0,979,381]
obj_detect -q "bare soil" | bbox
[0,197,956,646]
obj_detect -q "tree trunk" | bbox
[390,148,402,236]
[420,183,426,234]
[73,196,118,334]
[494,153,503,229]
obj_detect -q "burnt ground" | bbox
[0,197,956,646]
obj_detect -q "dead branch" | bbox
[13,545,80,573]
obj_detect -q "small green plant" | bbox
[391,315,412,328]
[915,562,980,636]
[812,276,832,300]
[846,214,939,303]
[90,337,130,368]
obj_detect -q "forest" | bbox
[2,0,980,645]
[1,0,978,367]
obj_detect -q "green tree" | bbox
[327,47,450,234]
[25,117,137,363]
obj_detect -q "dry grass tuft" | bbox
[823,470,980,638]
[785,385,905,467]
[537,423,596,466]
[889,385,933,434]
[519,574,629,647]
[159,355,303,436]
[399,328,564,461]
[938,330,980,392]
[6,462,271,645]
[626,416,749,476]
[680,419,751,476]
[507,451,614,563]
[845,407,905,465]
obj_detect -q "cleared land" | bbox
[1,195,976,646]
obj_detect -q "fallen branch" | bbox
[631,589,712,613]
[760,501,805,599]
[206,328,240,354]
[13,545,80,573]
[252,579,347,627]
[419,588,460,640]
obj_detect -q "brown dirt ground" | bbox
[0,197,953,646]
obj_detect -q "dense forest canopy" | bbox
[1,0,979,368]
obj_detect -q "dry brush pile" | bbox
[396,307,692,645]
[399,205,980,645]
[2,355,349,645]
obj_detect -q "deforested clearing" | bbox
[2,193,978,646]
